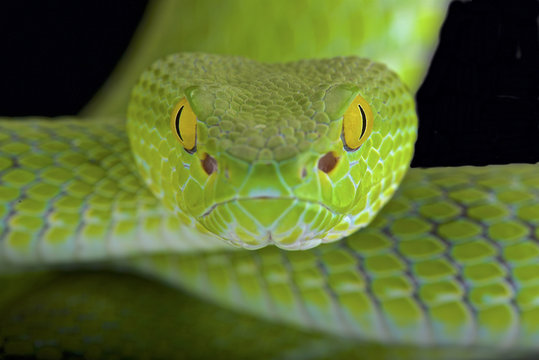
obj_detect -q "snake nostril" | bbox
[202,153,217,175]
[318,152,338,174]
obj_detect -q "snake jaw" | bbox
[199,196,336,218]
[196,196,343,250]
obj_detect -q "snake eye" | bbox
[342,95,373,151]
[170,98,197,153]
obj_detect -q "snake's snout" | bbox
[189,153,352,249]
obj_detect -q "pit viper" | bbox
[0,1,538,360]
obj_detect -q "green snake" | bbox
[1,1,539,359]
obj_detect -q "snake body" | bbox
[1,1,538,359]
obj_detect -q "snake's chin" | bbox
[226,234,324,251]
[197,196,343,250]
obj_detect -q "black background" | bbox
[0,1,147,115]
[0,0,537,167]
[416,0,539,166]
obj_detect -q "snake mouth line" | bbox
[199,196,337,219]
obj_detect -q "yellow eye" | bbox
[170,98,197,152]
[342,95,373,151]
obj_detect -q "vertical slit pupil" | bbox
[358,104,367,140]
[175,105,184,141]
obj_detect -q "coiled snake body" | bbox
[0,1,538,359]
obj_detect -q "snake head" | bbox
[127,53,417,250]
